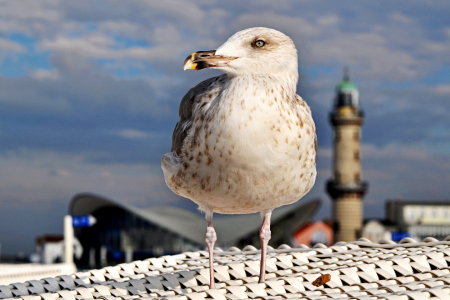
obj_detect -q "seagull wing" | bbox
[294,94,318,163]
[171,74,228,155]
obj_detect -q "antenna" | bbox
[343,67,350,81]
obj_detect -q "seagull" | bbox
[162,27,317,288]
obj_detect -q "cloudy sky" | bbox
[0,0,449,255]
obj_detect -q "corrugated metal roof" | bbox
[2,237,450,299]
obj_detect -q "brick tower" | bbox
[326,70,368,242]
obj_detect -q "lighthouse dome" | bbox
[335,71,359,108]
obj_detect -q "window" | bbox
[335,131,341,143]
[354,150,360,161]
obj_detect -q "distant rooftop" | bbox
[1,237,450,299]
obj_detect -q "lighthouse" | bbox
[326,70,368,242]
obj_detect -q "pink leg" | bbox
[258,210,272,283]
[206,214,217,289]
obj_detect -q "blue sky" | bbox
[0,0,450,254]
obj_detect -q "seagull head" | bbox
[184,27,298,80]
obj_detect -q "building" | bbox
[293,221,333,247]
[361,220,392,243]
[70,193,320,267]
[326,70,368,242]
[35,235,83,264]
[386,199,450,241]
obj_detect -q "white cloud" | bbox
[113,129,152,139]
[39,32,191,61]
[433,85,450,95]
[29,69,60,80]
[363,143,430,162]
[316,14,340,27]
[0,37,25,52]
[137,0,207,26]
[0,0,61,21]
[233,12,320,38]
[424,41,449,53]
[98,20,142,37]
[318,148,332,159]
[388,12,414,25]
[0,19,25,33]
[40,34,114,57]
[308,31,420,80]
[0,150,179,208]
[0,76,72,112]
[0,0,439,84]
[361,143,450,199]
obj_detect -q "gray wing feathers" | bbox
[171,74,228,154]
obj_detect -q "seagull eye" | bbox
[255,40,265,47]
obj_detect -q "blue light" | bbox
[72,215,96,227]
[391,232,411,242]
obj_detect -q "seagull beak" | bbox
[183,50,236,70]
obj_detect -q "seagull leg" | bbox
[206,213,217,289]
[258,210,272,283]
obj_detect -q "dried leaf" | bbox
[312,274,331,287]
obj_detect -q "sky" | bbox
[0,0,449,255]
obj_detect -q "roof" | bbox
[36,235,64,244]
[2,237,450,299]
[336,69,357,92]
[336,79,357,92]
[70,194,320,245]
[294,220,332,235]
[387,199,450,206]
[0,263,76,286]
